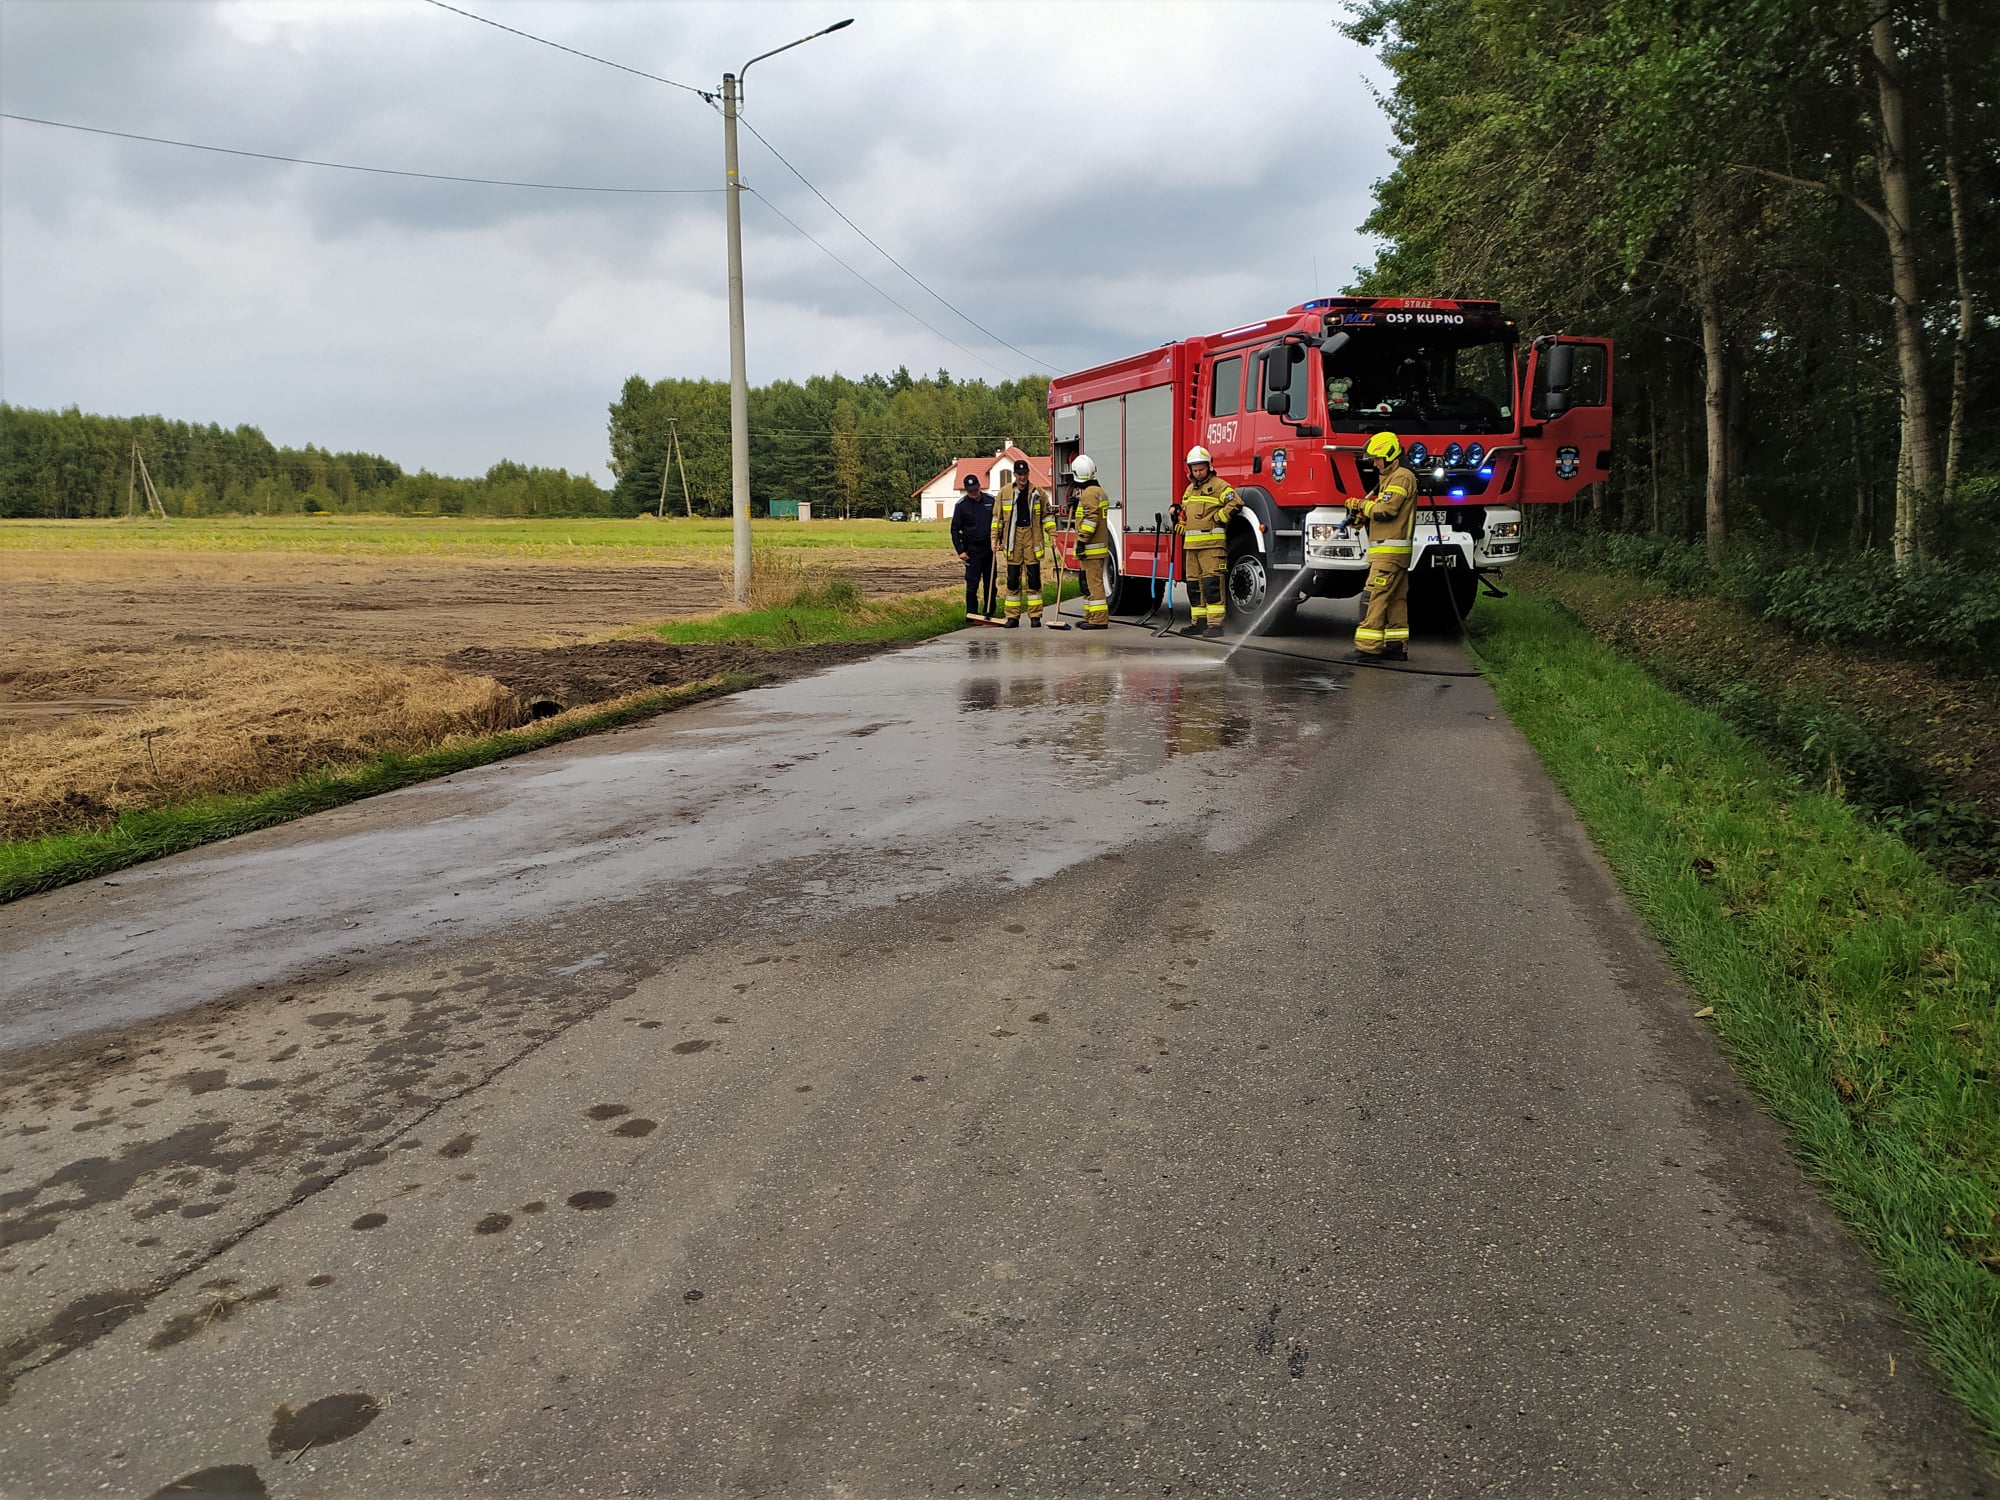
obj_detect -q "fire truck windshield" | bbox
[1320,329,1514,436]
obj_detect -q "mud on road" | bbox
[441,640,895,717]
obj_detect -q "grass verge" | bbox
[0,676,755,905]
[1511,561,2000,889]
[655,589,976,648]
[1471,590,2000,1447]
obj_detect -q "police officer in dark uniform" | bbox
[951,472,996,621]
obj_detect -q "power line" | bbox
[418,2,1048,376]
[421,0,711,98]
[744,187,1014,381]
[737,114,1052,371]
[0,112,719,194]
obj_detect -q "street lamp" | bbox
[720,18,853,606]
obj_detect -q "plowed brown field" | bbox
[1,540,960,840]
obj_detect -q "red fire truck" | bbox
[1048,297,1613,628]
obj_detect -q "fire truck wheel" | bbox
[1103,551,1133,611]
[1410,568,1480,633]
[1226,547,1295,632]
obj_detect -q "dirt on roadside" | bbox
[442,639,904,715]
[1516,562,2000,821]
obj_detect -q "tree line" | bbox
[3,367,1052,523]
[1345,0,1998,571]
[0,405,609,519]
[608,368,1051,519]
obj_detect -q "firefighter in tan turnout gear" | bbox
[991,458,1055,627]
[1350,430,1417,661]
[1176,447,1241,636]
[1069,454,1112,630]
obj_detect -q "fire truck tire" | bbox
[1410,568,1479,633]
[1103,551,1136,612]
[1225,545,1296,633]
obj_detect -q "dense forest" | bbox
[1347,0,1998,571]
[0,406,609,519]
[607,369,1051,519]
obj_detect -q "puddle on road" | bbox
[267,1392,381,1456]
[4,632,1357,1056]
[147,1463,268,1498]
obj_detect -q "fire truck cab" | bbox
[1048,297,1613,628]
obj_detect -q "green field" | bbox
[0,514,956,560]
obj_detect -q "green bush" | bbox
[1526,526,2000,665]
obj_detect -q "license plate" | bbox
[1416,509,1441,525]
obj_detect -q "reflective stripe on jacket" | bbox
[990,484,1053,552]
[1360,463,1417,555]
[1072,481,1112,557]
[1177,474,1240,551]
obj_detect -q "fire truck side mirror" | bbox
[1545,342,1575,391]
[1533,340,1574,417]
[1260,340,1300,411]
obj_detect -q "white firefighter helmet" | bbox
[1185,446,1212,466]
[1070,454,1097,481]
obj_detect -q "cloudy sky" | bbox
[0,0,1396,479]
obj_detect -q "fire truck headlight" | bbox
[1409,443,1429,466]
[1468,442,1485,464]
[1446,442,1464,464]
[1488,520,1521,540]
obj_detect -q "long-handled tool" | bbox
[960,543,998,626]
[1040,543,1073,630]
[1152,528,1181,637]
[1134,515,1165,625]
[968,549,1002,625]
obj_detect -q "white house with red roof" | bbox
[911,444,1054,521]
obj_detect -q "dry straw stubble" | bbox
[0,646,522,840]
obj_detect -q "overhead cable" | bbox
[0,112,719,194]
[745,187,1012,380]
[737,114,1051,371]
[421,0,711,98]
[417,3,1046,374]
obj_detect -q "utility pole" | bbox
[722,69,751,604]
[670,419,695,518]
[720,18,854,607]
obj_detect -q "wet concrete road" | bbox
[0,612,1989,1497]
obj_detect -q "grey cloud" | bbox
[1,0,1395,476]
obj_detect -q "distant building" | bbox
[911,444,1054,522]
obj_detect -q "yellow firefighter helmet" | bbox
[1365,431,1402,463]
